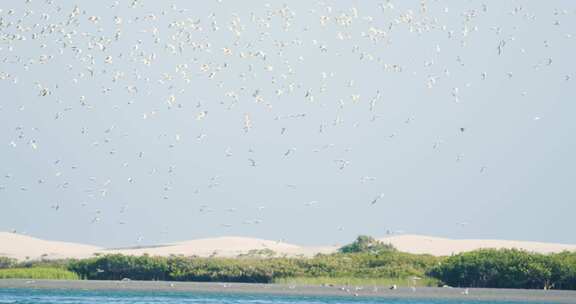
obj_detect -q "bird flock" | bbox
[0,0,574,246]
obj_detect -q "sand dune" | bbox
[104,236,336,257]
[1,232,575,261]
[378,235,576,256]
[0,233,335,260]
[0,232,101,261]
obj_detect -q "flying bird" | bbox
[371,193,384,205]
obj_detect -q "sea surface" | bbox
[0,288,558,304]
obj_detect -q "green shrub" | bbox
[428,249,576,290]
[66,250,438,284]
[0,267,79,280]
[339,235,397,254]
[68,254,168,281]
[0,257,17,269]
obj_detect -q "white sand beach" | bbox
[1,232,575,261]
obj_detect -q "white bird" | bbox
[244,113,252,132]
[305,201,318,207]
[371,193,384,205]
[497,40,506,55]
[225,148,233,157]
[196,111,208,120]
[361,176,377,183]
[197,134,207,141]
[334,159,350,170]
[284,148,296,157]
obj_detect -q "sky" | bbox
[0,0,575,248]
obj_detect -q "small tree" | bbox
[0,256,17,269]
[339,235,397,254]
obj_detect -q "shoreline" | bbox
[1,280,576,303]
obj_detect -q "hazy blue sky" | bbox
[1,0,575,248]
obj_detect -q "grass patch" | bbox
[273,276,440,287]
[0,268,80,280]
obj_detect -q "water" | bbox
[0,289,556,304]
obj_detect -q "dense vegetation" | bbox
[67,250,438,283]
[429,249,576,290]
[2,236,576,290]
[0,268,79,280]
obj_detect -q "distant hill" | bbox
[0,232,101,261]
[378,234,576,256]
[1,232,574,261]
[103,236,336,257]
